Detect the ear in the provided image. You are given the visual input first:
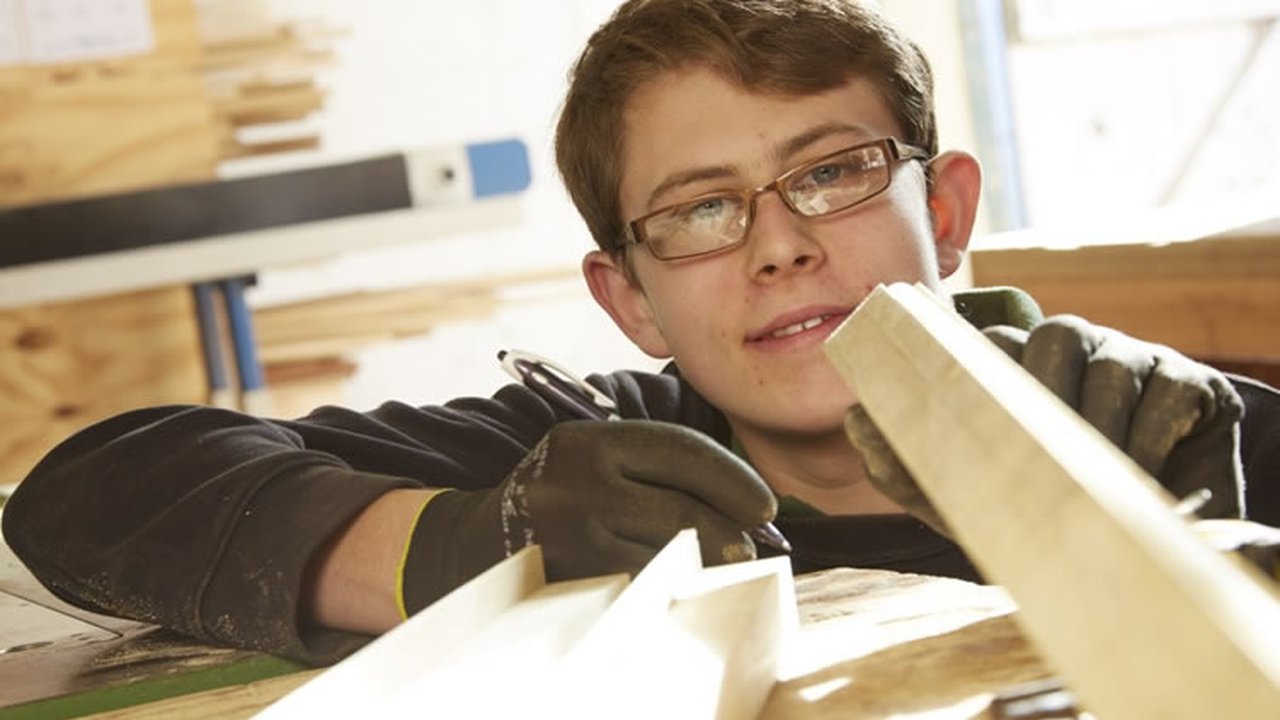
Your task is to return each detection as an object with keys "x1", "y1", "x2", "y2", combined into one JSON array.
[
  {"x1": 581, "y1": 250, "x2": 673, "y2": 359},
  {"x1": 925, "y1": 150, "x2": 982, "y2": 279}
]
